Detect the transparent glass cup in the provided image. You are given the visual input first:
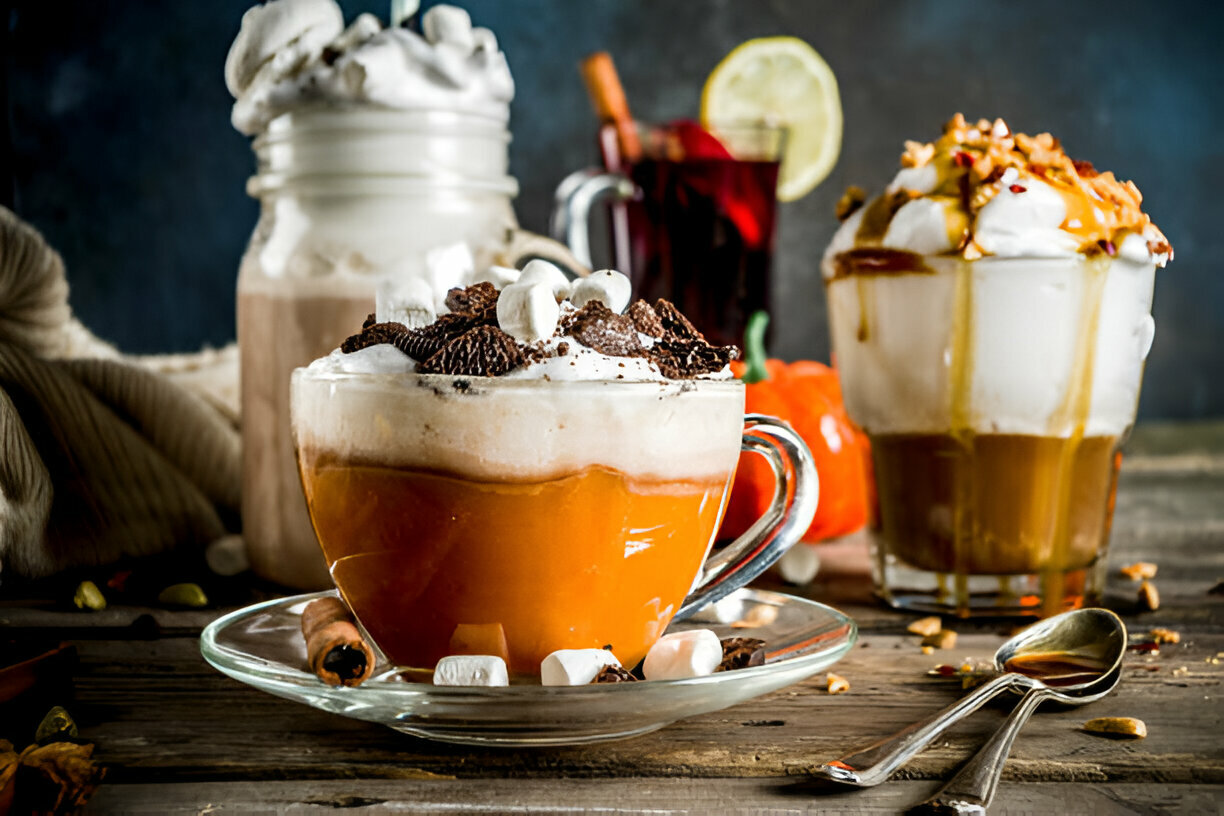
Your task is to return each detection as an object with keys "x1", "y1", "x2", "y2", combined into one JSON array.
[
  {"x1": 290, "y1": 369, "x2": 818, "y2": 675},
  {"x1": 824, "y1": 248, "x2": 1157, "y2": 617},
  {"x1": 552, "y1": 122, "x2": 784, "y2": 348}
]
